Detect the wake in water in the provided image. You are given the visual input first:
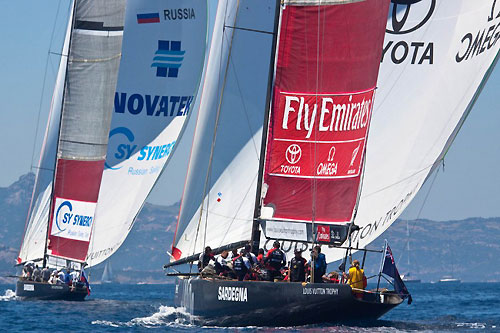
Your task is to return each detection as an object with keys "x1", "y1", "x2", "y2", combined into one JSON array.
[
  {"x1": 92, "y1": 305, "x2": 196, "y2": 329},
  {"x1": 0, "y1": 289, "x2": 16, "y2": 301}
]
